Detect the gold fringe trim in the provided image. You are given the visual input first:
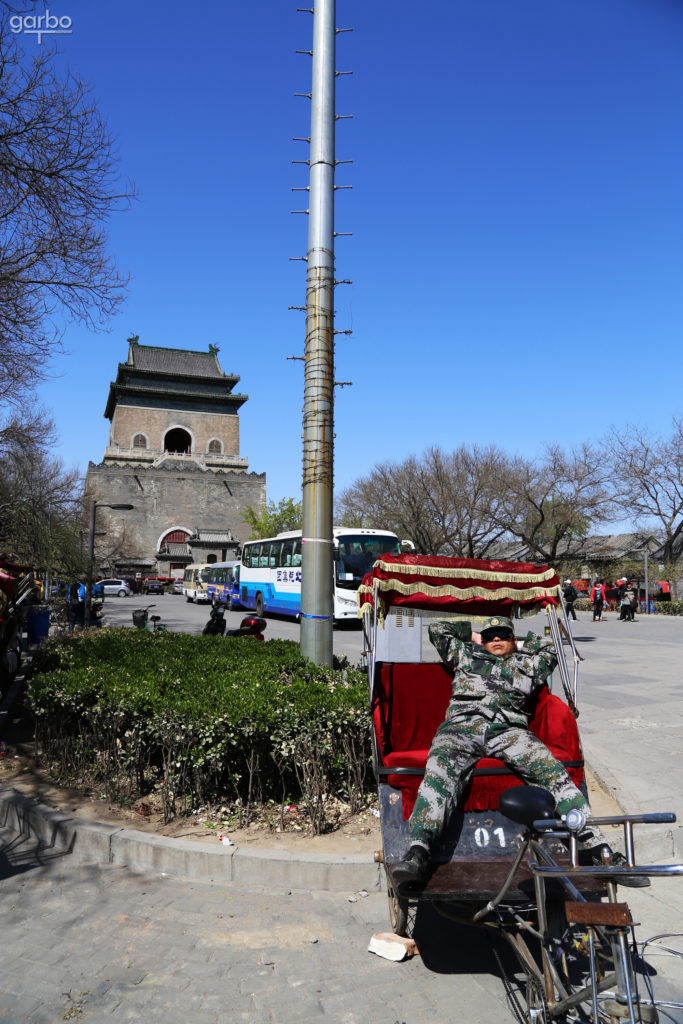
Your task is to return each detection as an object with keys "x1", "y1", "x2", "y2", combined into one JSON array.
[
  {"x1": 371, "y1": 559, "x2": 557, "y2": 586},
  {"x1": 357, "y1": 578, "x2": 560, "y2": 604},
  {"x1": 356, "y1": 576, "x2": 559, "y2": 627}
]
